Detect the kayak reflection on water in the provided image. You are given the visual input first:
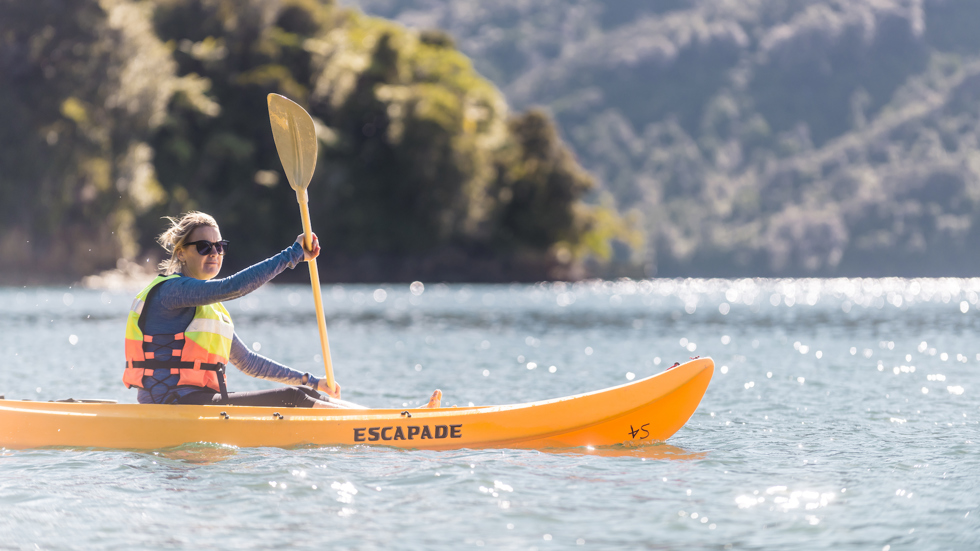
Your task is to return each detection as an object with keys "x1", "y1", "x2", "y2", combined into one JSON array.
[
  {"x1": 551, "y1": 442, "x2": 707, "y2": 460},
  {"x1": 148, "y1": 441, "x2": 703, "y2": 466},
  {"x1": 154, "y1": 443, "x2": 239, "y2": 465}
]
